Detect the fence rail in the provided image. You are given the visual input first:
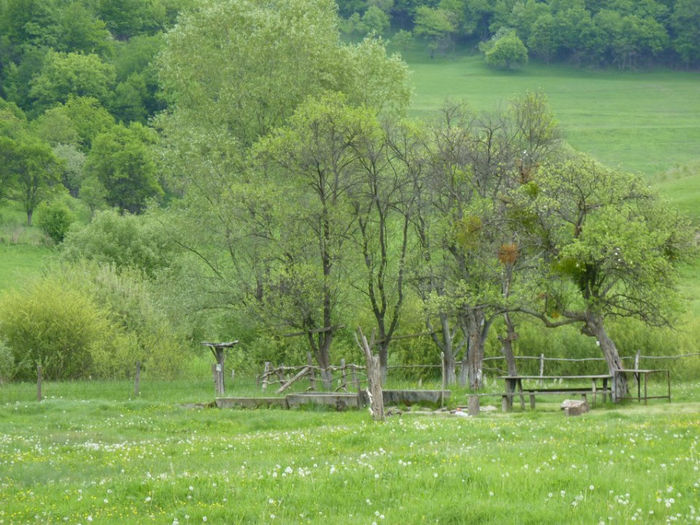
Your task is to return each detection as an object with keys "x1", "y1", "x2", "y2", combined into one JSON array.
[{"x1": 254, "y1": 352, "x2": 699, "y2": 394}]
